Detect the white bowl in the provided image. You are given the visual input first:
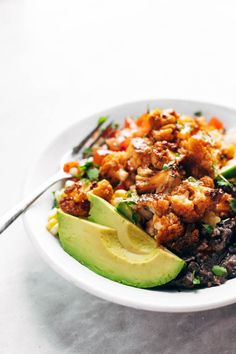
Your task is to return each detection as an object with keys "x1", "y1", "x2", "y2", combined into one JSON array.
[{"x1": 23, "y1": 99, "x2": 236, "y2": 312}]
